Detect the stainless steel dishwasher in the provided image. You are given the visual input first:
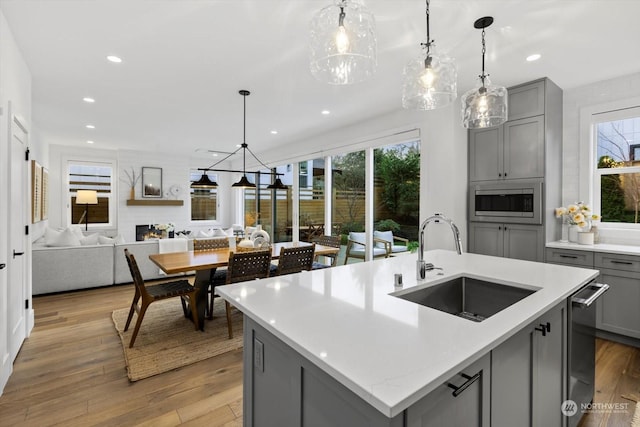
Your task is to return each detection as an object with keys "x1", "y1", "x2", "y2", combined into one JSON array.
[{"x1": 567, "y1": 281, "x2": 609, "y2": 427}]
